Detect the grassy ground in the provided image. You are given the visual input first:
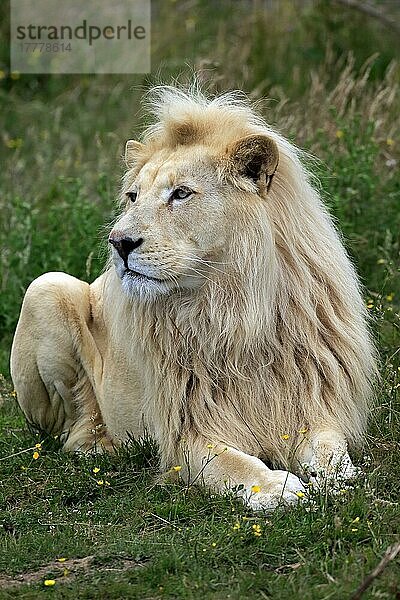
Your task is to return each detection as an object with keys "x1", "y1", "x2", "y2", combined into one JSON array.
[
  {"x1": 0, "y1": 1, "x2": 399, "y2": 598},
  {"x1": 0, "y1": 396, "x2": 399, "y2": 600}
]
